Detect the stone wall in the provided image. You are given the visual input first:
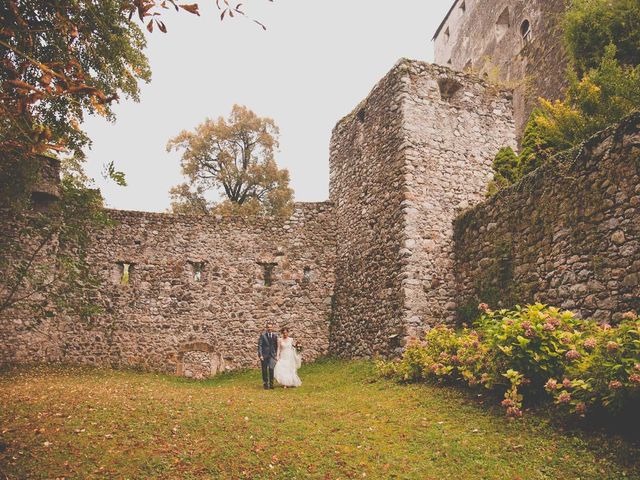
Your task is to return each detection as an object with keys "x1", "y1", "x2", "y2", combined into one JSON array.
[
  {"x1": 433, "y1": 0, "x2": 568, "y2": 139},
  {"x1": 0, "y1": 203, "x2": 335, "y2": 375},
  {"x1": 401, "y1": 62, "x2": 515, "y2": 334},
  {"x1": 330, "y1": 59, "x2": 515, "y2": 356},
  {"x1": 454, "y1": 113, "x2": 640, "y2": 323},
  {"x1": 329, "y1": 62, "x2": 408, "y2": 358}
]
